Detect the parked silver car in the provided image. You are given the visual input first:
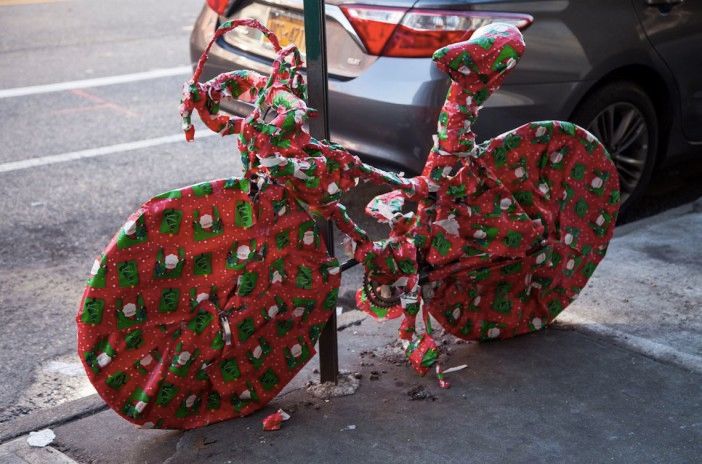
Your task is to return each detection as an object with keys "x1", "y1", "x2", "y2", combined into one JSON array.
[{"x1": 190, "y1": 0, "x2": 702, "y2": 213}]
